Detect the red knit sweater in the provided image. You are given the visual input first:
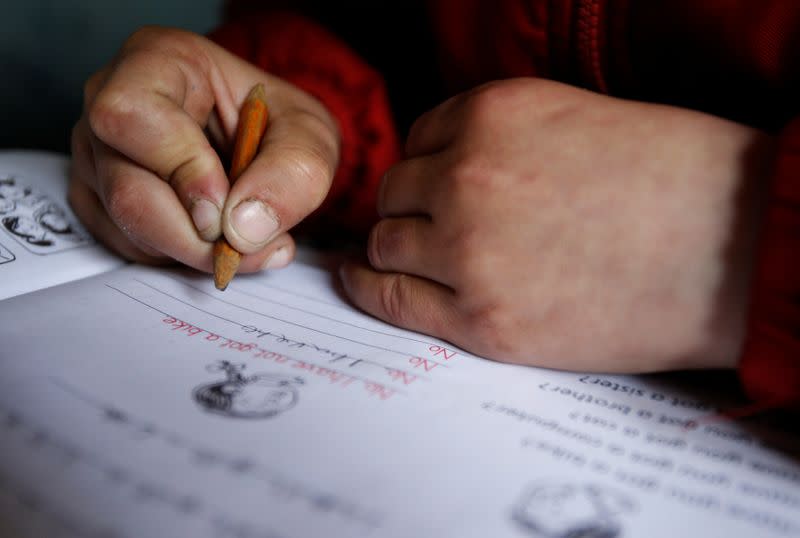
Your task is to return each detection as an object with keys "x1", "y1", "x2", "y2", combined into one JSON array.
[{"x1": 210, "y1": 0, "x2": 800, "y2": 409}]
